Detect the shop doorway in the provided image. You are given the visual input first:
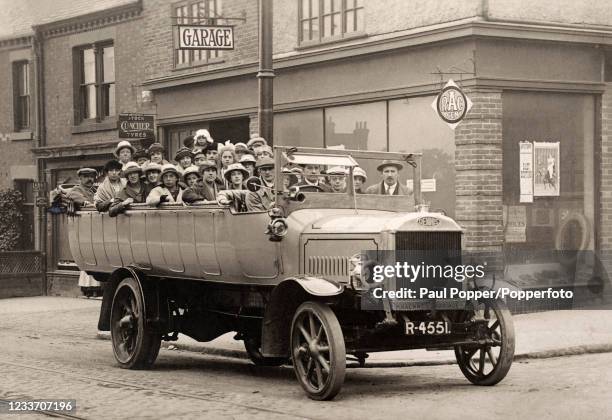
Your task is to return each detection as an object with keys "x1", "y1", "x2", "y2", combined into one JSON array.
[{"x1": 165, "y1": 117, "x2": 250, "y2": 160}]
